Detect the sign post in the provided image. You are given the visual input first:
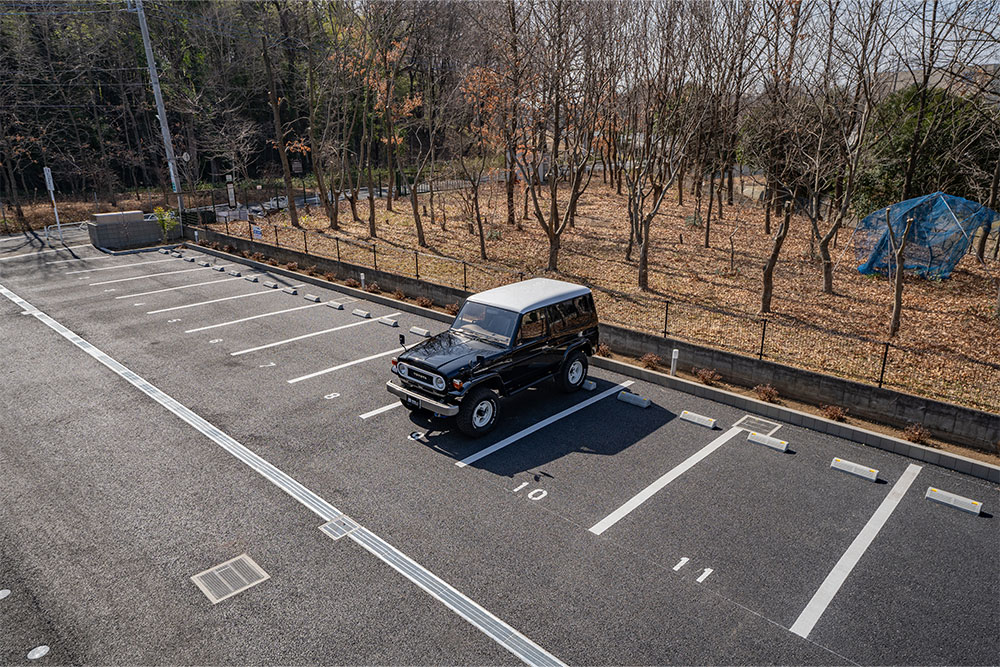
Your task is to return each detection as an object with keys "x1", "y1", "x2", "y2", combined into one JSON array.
[
  {"x1": 226, "y1": 174, "x2": 237, "y2": 209},
  {"x1": 291, "y1": 159, "x2": 305, "y2": 206},
  {"x1": 43, "y1": 167, "x2": 62, "y2": 243}
]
